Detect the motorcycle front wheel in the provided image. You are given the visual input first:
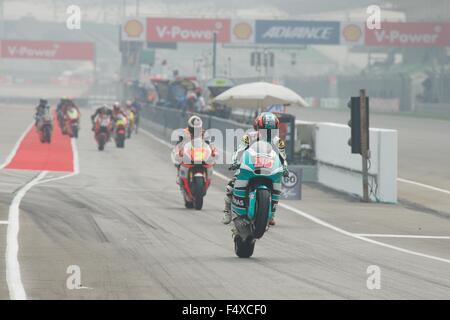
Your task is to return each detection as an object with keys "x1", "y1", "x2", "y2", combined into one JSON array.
[
  {"x1": 192, "y1": 177, "x2": 204, "y2": 210},
  {"x1": 253, "y1": 189, "x2": 271, "y2": 239}
]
